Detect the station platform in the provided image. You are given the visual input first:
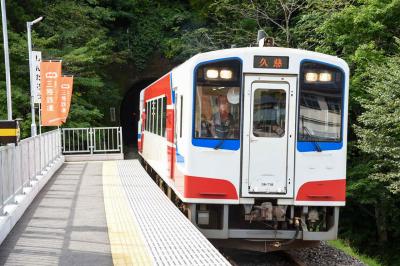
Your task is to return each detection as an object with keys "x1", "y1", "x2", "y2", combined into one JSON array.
[{"x1": 0, "y1": 160, "x2": 230, "y2": 265}]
